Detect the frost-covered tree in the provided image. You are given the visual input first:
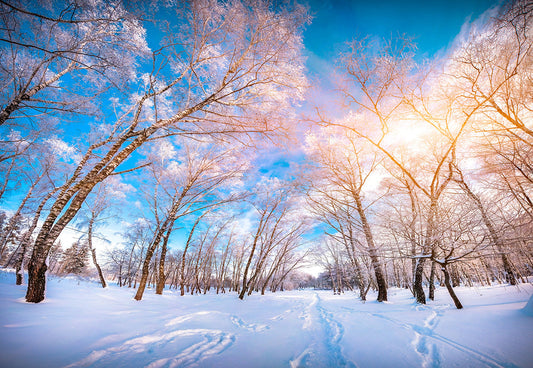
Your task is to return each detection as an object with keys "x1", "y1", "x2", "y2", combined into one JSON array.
[
  {"x1": 20, "y1": 0, "x2": 309, "y2": 303},
  {"x1": 238, "y1": 179, "x2": 308, "y2": 300},
  {"x1": 133, "y1": 141, "x2": 247, "y2": 301},
  {"x1": 60, "y1": 241, "x2": 90, "y2": 275},
  {"x1": 305, "y1": 130, "x2": 388, "y2": 302}
]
